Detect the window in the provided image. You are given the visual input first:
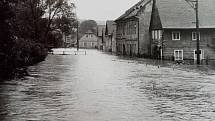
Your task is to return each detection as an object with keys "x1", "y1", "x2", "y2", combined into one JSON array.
[
  {"x1": 172, "y1": 32, "x2": 180, "y2": 40},
  {"x1": 192, "y1": 32, "x2": 200, "y2": 41},
  {"x1": 152, "y1": 30, "x2": 162, "y2": 40},
  {"x1": 174, "y1": 50, "x2": 183, "y2": 60},
  {"x1": 84, "y1": 42, "x2": 87, "y2": 47}
]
